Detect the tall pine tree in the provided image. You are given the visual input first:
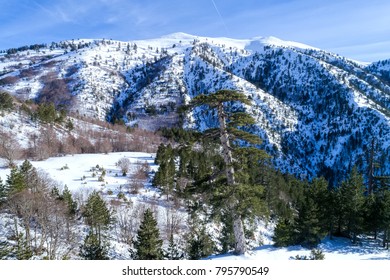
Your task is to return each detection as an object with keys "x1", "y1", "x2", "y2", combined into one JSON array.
[{"x1": 184, "y1": 89, "x2": 268, "y2": 255}]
